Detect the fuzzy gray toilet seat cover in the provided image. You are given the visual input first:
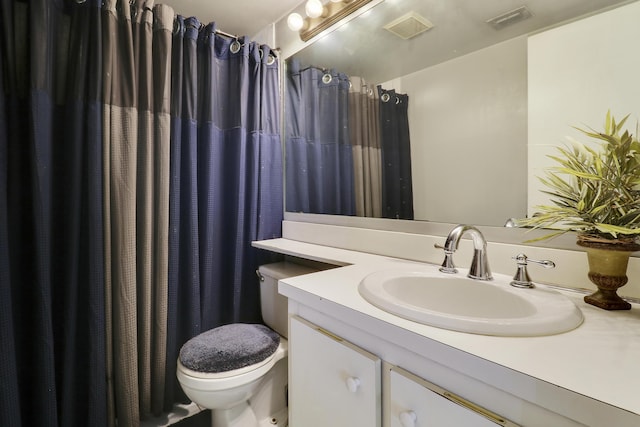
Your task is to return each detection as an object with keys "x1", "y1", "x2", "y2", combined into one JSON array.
[{"x1": 179, "y1": 324, "x2": 280, "y2": 373}]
